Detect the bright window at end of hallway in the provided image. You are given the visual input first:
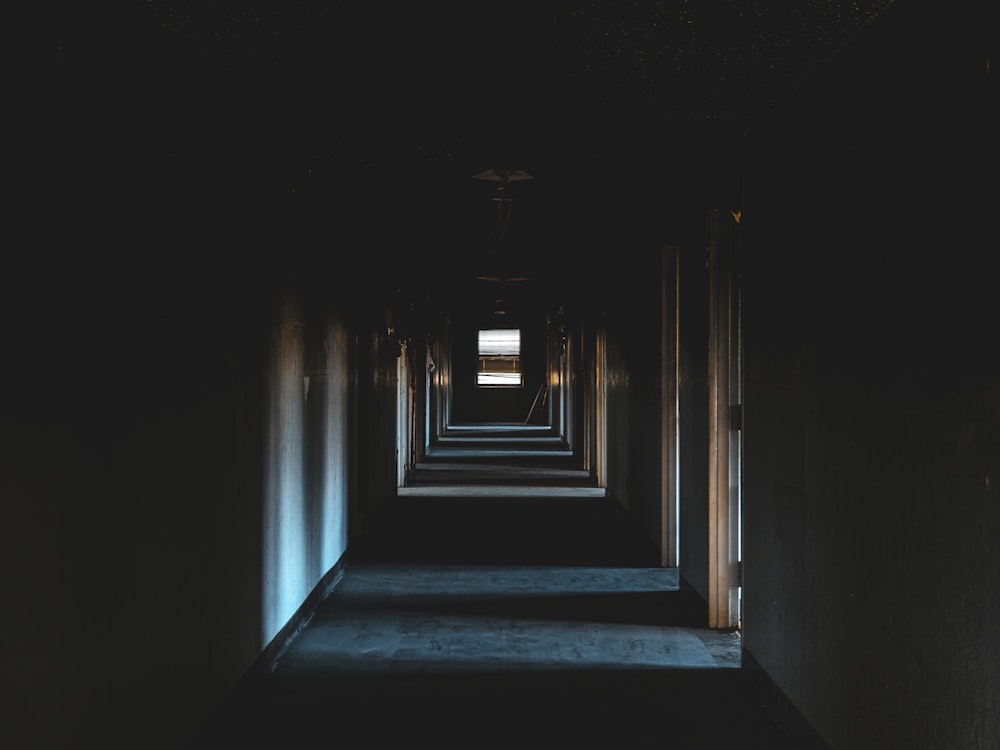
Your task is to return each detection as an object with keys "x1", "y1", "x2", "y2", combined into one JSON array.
[{"x1": 477, "y1": 328, "x2": 522, "y2": 387}]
